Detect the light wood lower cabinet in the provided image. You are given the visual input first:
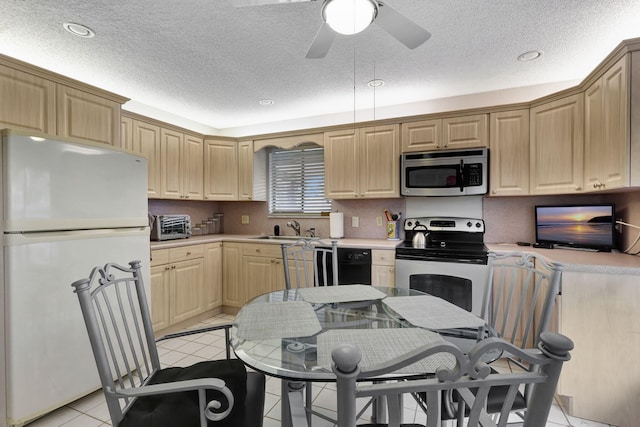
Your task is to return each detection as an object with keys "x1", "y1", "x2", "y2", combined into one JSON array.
[
  {"x1": 557, "y1": 271, "x2": 640, "y2": 427},
  {"x1": 243, "y1": 243, "x2": 286, "y2": 303},
  {"x1": 150, "y1": 245, "x2": 206, "y2": 332},
  {"x1": 222, "y1": 242, "x2": 244, "y2": 308},
  {"x1": 371, "y1": 250, "x2": 395, "y2": 286},
  {"x1": 204, "y1": 242, "x2": 223, "y2": 310}
]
